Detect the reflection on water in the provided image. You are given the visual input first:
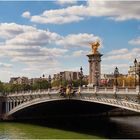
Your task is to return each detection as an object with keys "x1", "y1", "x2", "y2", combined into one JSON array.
[
  {"x1": 110, "y1": 116, "x2": 140, "y2": 138},
  {"x1": 0, "y1": 116, "x2": 140, "y2": 139}
]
